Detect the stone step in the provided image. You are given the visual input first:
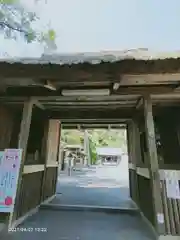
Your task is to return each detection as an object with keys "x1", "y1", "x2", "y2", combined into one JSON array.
[{"x1": 40, "y1": 203, "x2": 139, "y2": 215}]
